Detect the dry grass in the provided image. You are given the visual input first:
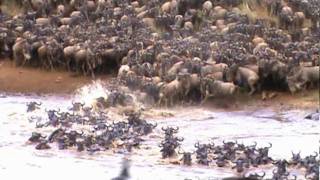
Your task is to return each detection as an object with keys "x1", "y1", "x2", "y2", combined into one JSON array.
[
  {"x1": 1, "y1": 0, "x2": 23, "y2": 16},
  {"x1": 238, "y1": 0, "x2": 312, "y2": 29},
  {"x1": 238, "y1": 0, "x2": 279, "y2": 26}
]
